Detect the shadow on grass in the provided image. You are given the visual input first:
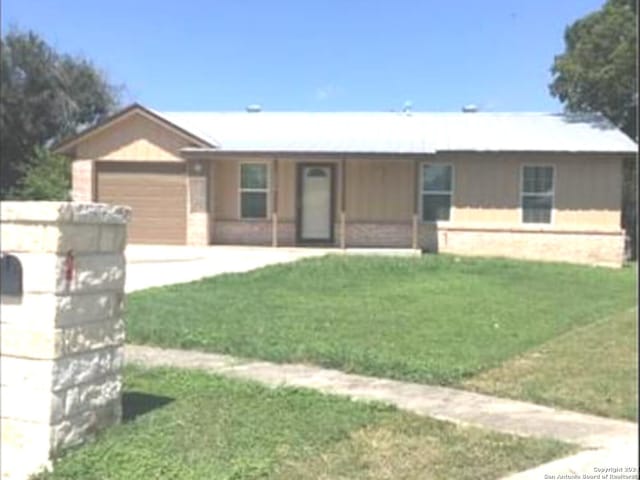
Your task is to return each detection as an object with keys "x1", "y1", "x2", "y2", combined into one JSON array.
[{"x1": 122, "y1": 391, "x2": 174, "y2": 423}]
